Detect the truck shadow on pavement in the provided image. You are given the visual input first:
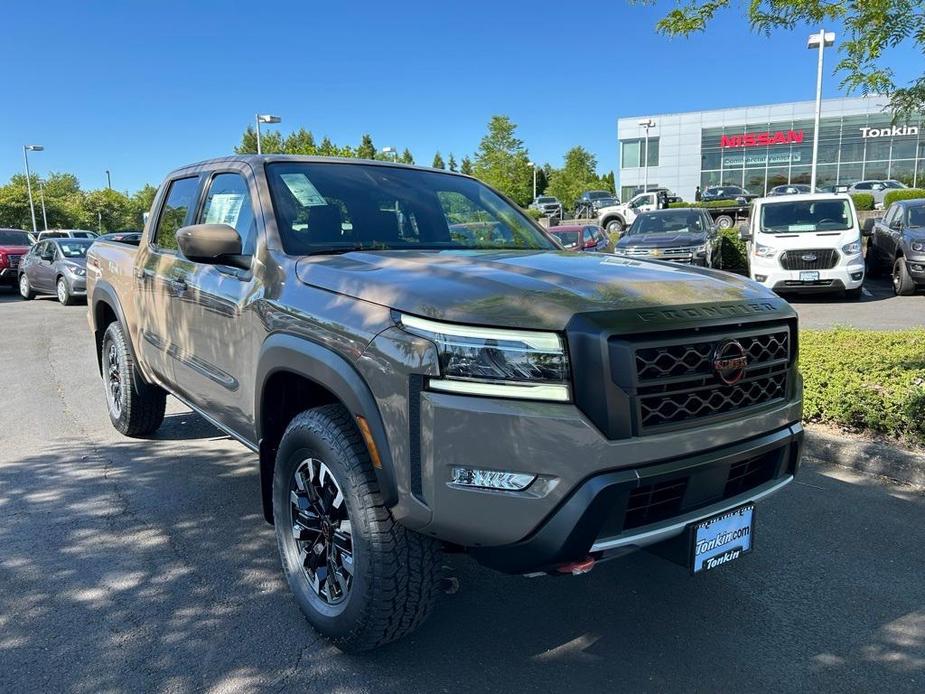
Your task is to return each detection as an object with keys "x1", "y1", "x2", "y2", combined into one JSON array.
[{"x1": 0, "y1": 429, "x2": 922, "y2": 693}]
